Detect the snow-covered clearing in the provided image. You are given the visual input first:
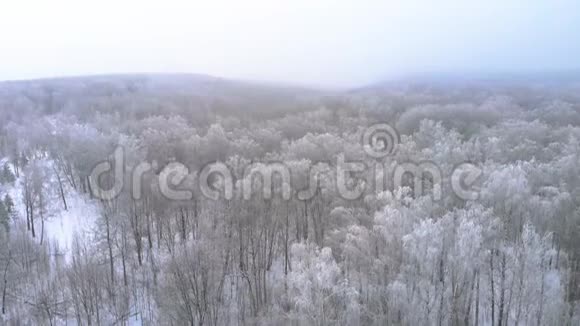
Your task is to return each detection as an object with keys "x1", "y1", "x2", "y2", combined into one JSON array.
[{"x1": 4, "y1": 159, "x2": 99, "y2": 262}]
